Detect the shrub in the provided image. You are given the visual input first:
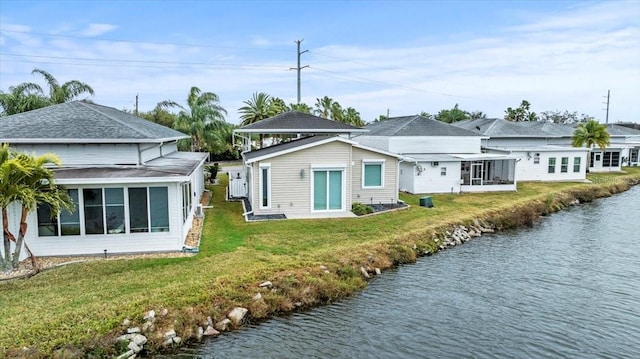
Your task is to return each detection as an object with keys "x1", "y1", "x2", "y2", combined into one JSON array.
[{"x1": 351, "y1": 202, "x2": 374, "y2": 216}]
